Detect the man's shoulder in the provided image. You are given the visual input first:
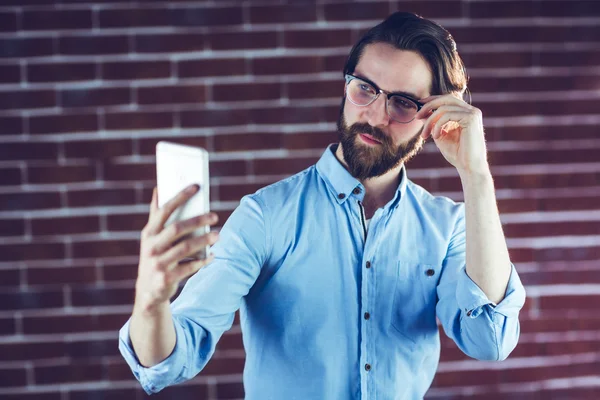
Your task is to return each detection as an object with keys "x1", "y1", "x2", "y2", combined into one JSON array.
[
  {"x1": 249, "y1": 164, "x2": 317, "y2": 204},
  {"x1": 406, "y1": 178, "x2": 464, "y2": 214}
]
